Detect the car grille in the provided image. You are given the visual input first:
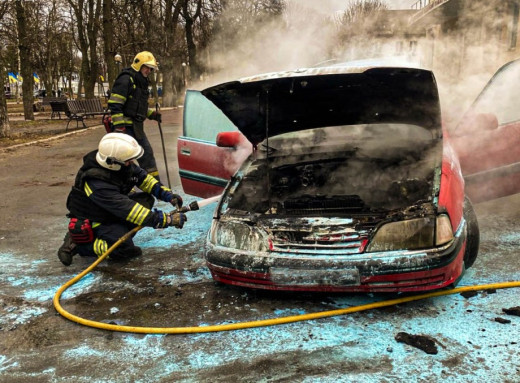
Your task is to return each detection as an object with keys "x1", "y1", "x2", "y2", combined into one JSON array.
[
  {"x1": 283, "y1": 195, "x2": 366, "y2": 215},
  {"x1": 269, "y1": 229, "x2": 368, "y2": 255}
]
